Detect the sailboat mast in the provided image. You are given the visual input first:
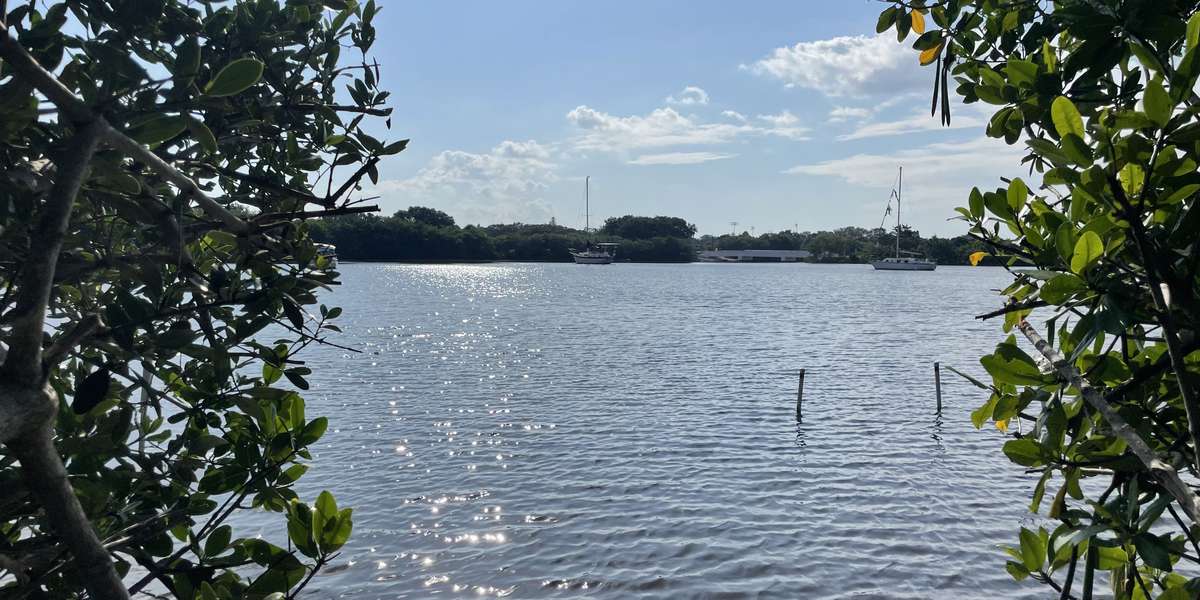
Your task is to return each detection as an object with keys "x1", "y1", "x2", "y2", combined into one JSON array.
[
  {"x1": 585, "y1": 175, "x2": 590, "y2": 233},
  {"x1": 895, "y1": 166, "x2": 902, "y2": 259}
]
